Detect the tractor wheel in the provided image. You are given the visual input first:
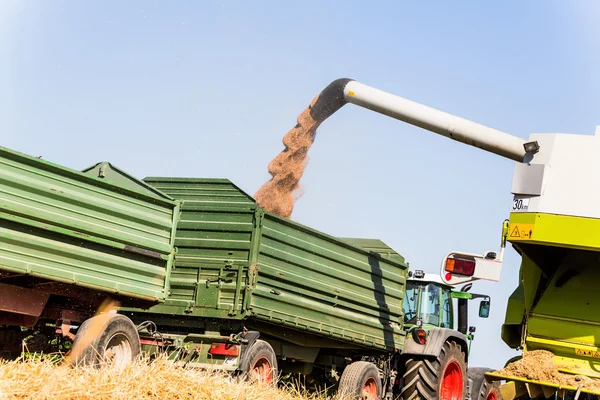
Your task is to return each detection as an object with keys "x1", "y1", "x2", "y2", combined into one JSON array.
[
  {"x1": 467, "y1": 368, "x2": 495, "y2": 400},
  {"x1": 338, "y1": 361, "x2": 382, "y2": 400},
  {"x1": 69, "y1": 313, "x2": 140, "y2": 368},
  {"x1": 239, "y1": 339, "x2": 278, "y2": 385},
  {"x1": 400, "y1": 341, "x2": 467, "y2": 400}
]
